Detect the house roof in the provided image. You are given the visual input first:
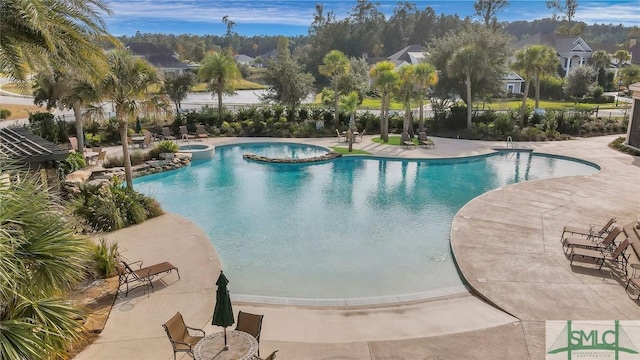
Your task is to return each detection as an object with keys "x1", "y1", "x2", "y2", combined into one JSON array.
[
  {"x1": 388, "y1": 45, "x2": 427, "y2": 65},
  {"x1": 127, "y1": 42, "x2": 188, "y2": 70},
  {"x1": 512, "y1": 33, "x2": 593, "y2": 53},
  {"x1": 0, "y1": 127, "x2": 70, "y2": 165},
  {"x1": 234, "y1": 54, "x2": 255, "y2": 63}
]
